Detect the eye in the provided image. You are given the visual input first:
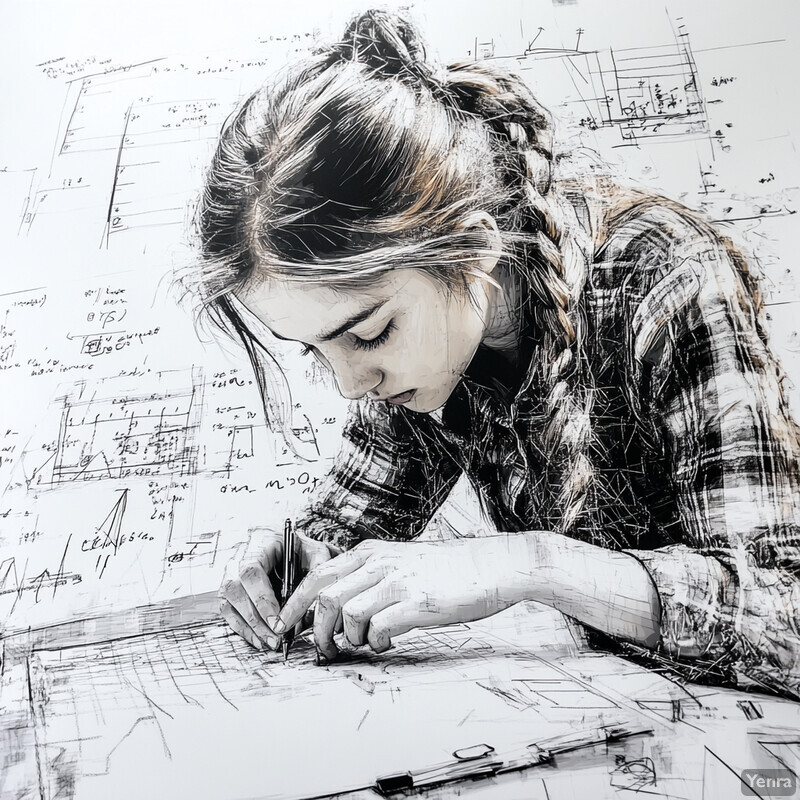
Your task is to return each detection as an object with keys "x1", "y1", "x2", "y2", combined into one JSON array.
[
  {"x1": 300, "y1": 344, "x2": 314, "y2": 357},
  {"x1": 352, "y1": 319, "x2": 396, "y2": 352}
]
